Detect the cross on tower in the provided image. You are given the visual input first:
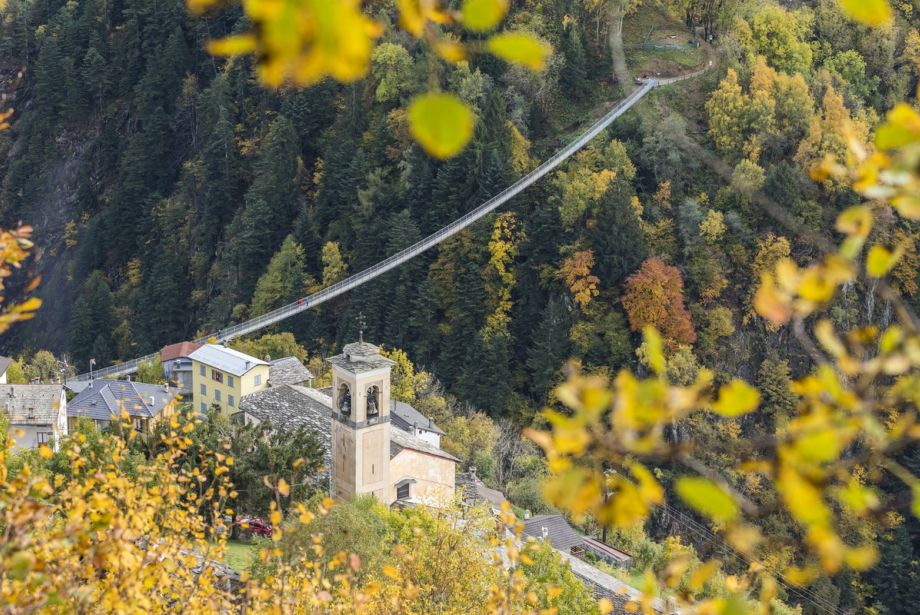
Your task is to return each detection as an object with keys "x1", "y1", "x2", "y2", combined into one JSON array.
[{"x1": 357, "y1": 311, "x2": 366, "y2": 343}]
